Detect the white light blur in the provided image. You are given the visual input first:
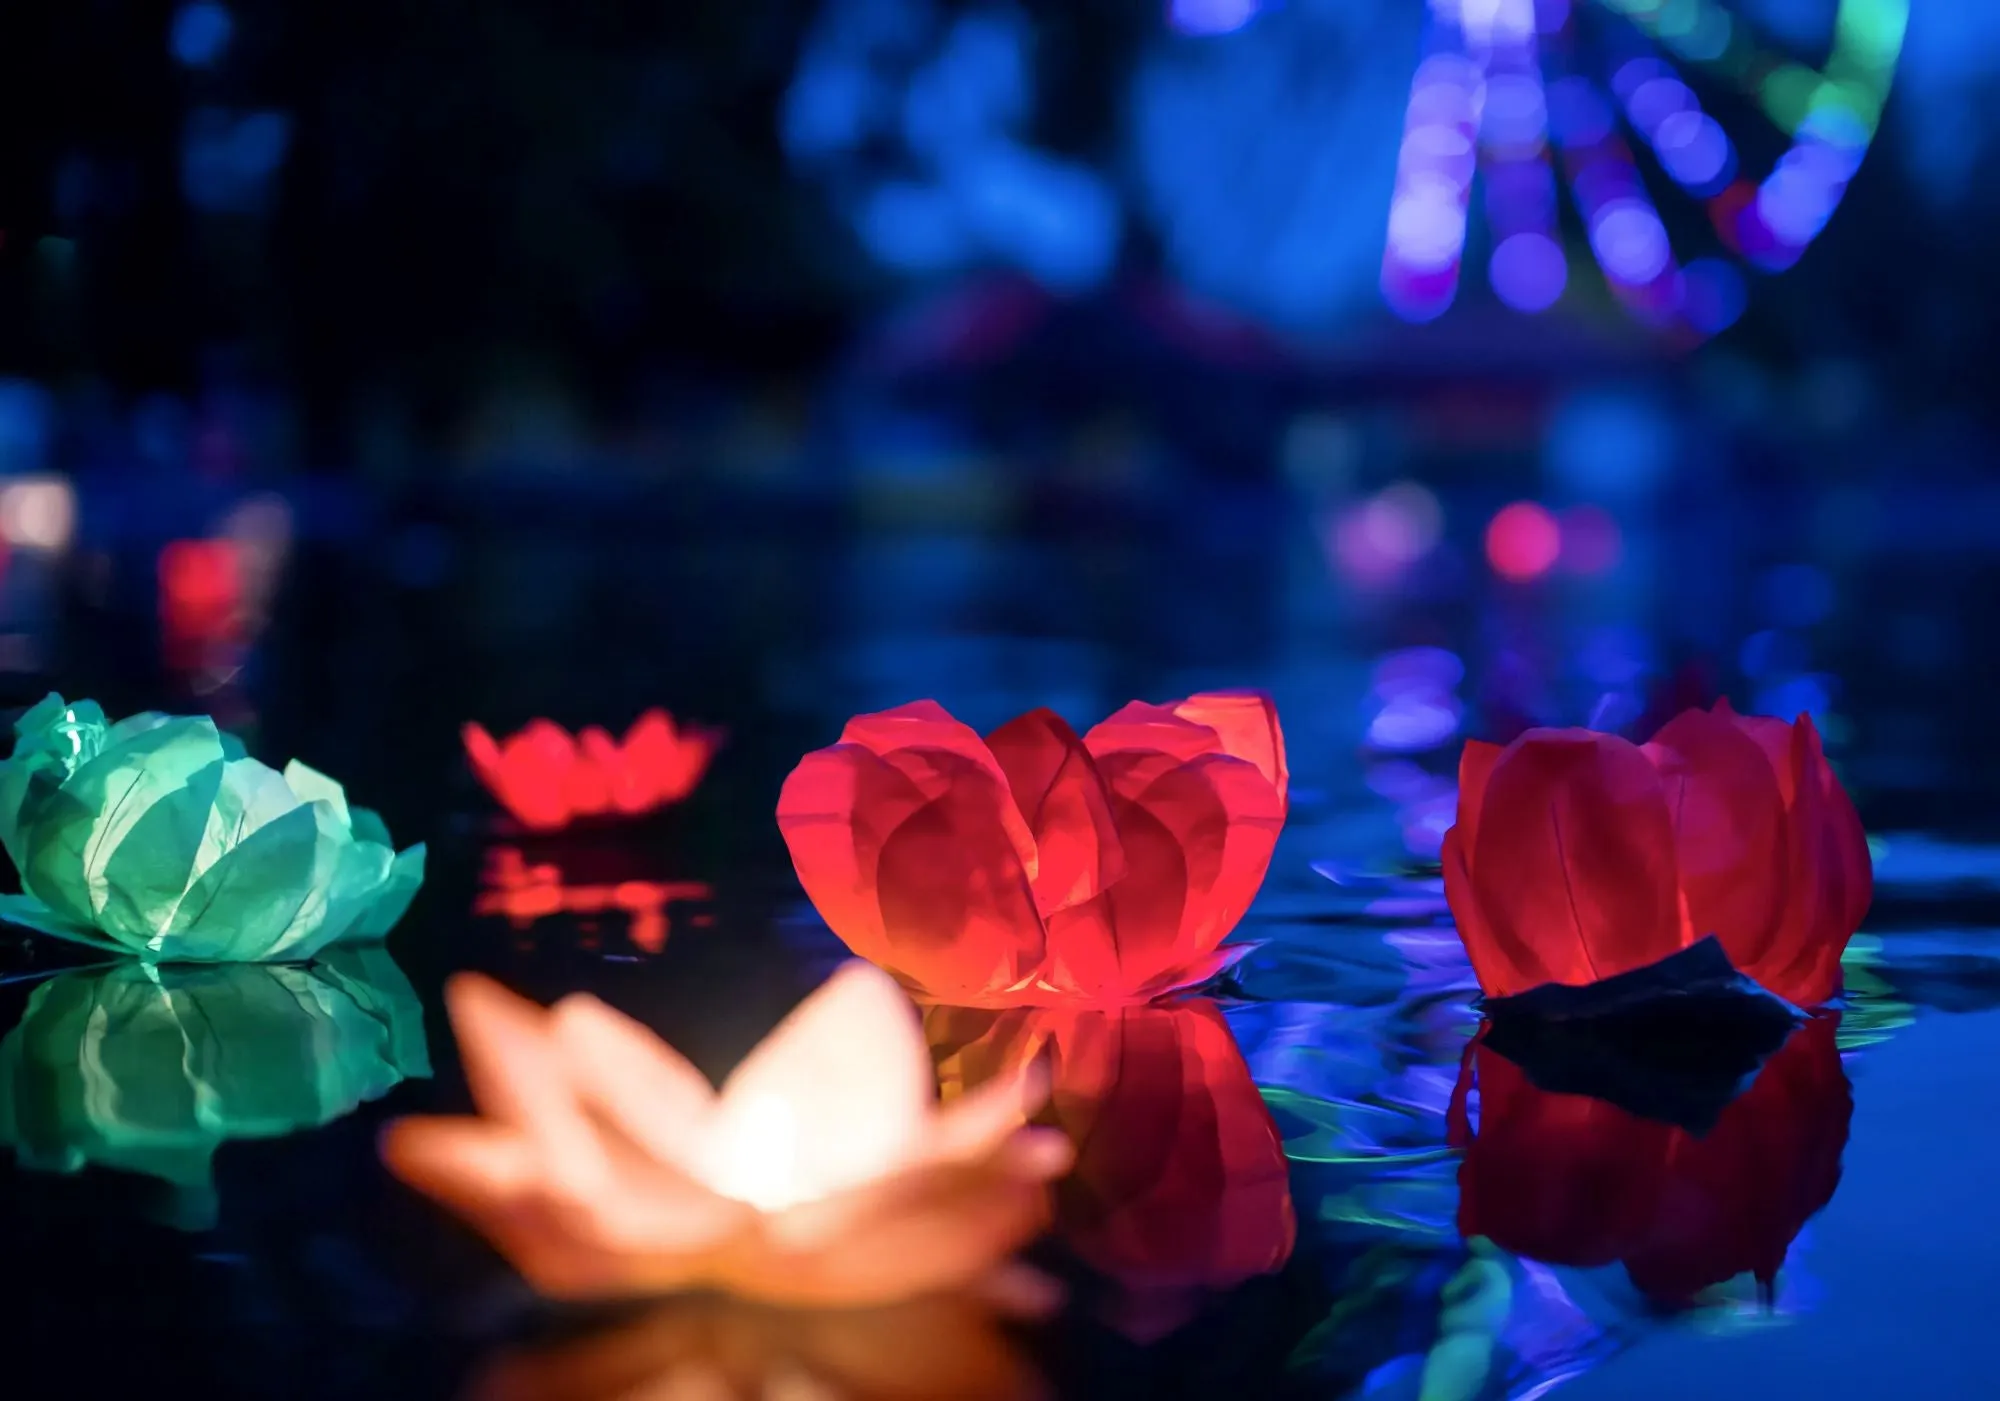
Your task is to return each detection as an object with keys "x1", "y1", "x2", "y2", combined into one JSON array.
[
  {"x1": 710, "y1": 1092, "x2": 802, "y2": 1212},
  {"x1": 0, "y1": 476, "x2": 78, "y2": 552}
]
